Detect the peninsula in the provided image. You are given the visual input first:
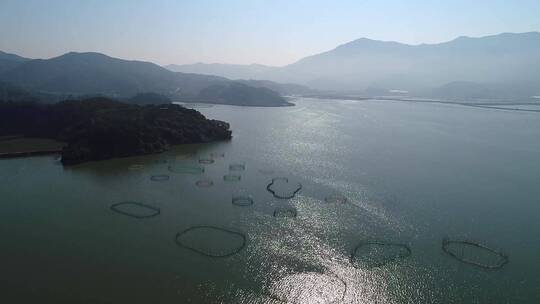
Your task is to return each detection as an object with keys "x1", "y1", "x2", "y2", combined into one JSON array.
[{"x1": 0, "y1": 97, "x2": 232, "y2": 165}]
